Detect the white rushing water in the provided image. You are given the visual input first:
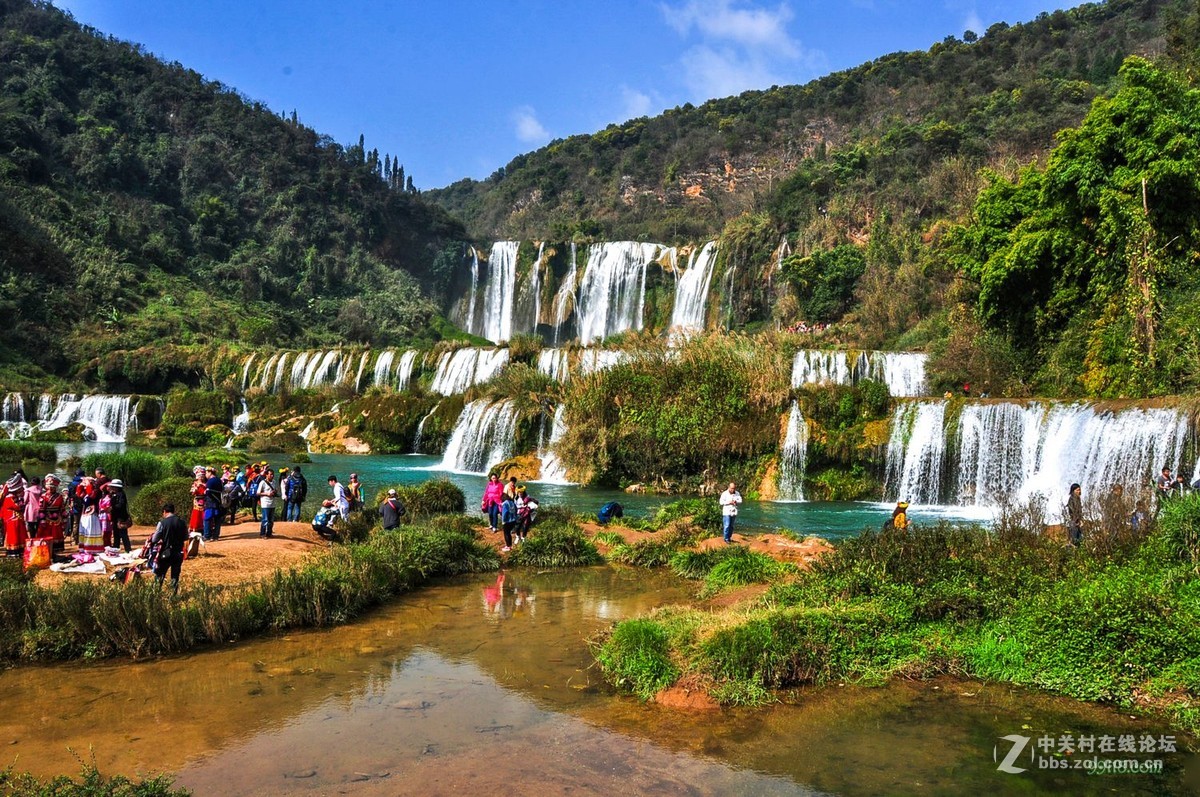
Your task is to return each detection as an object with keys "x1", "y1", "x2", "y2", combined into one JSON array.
[
  {"x1": 536, "y1": 349, "x2": 571, "y2": 383},
  {"x1": 885, "y1": 399, "x2": 1192, "y2": 518},
  {"x1": 439, "y1": 399, "x2": 520, "y2": 474},
  {"x1": 883, "y1": 400, "x2": 948, "y2": 505},
  {"x1": 464, "y1": 247, "x2": 480, "y2": 337},
  {"x1": 477, "y1": 241, "x2": 520, "y2": 343},
  {"x1": 535, "y1": 404, "x2": 573, "y2": 484},
  {"x1": 575, "y1": 242, "x2": 670, "y2": 345},
  {"x1": 577, "y1": 349, "x2": 626, "y2": 375},
  {"x1": 670, "y1": 241, "x2": 719, "y2": 333},
  {"x1": 231, "y1": 399, "x2": 251, "y2": 435},
  {"x1": 791, "y1": 350, "x2": 928, "y2": 397},
  {"x1": 429, "y1": 348, "x2": 510, "y2": 396},
  {"x1": 40, "y1": 395, "x2": 139, "y2": 443},
  {"x1": 776, "y1": 401, "x2": 808, "y2": 501},
  {"x1": 551, "y1": 243, "x2": 578, "y2": 346}
]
